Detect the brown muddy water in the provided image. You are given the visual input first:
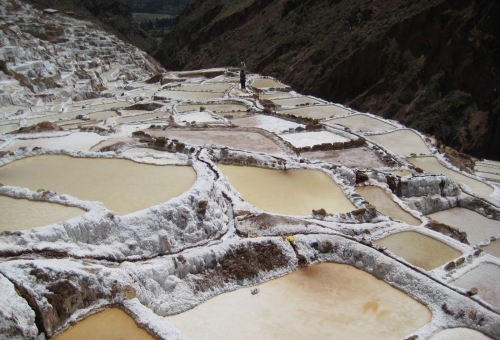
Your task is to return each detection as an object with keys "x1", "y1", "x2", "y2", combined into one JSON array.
[
  {"x1": 428, "y1": 208, "x2": 500, "y2": 245},
  {"x1": 356, "y1": 186, "x2": 421, "y2": 226},
  {"x1": 408, "y1": 157, "x2": 494, "y2": 200},
  {"x1": 0, "y1": 195, "x2": 85, "y2": 231},
  {"x1": 167, "y1": 263, "x2": 431, "y2": 340},
  {"x1": 328, "y1": 114, "x2": 396, "y2": 132},
  {"x1": 0, "y1": 155, "x2": 196, "y2": 215},
  {"x1": 218, "y1": 165, "x2": 355, "y2": 216},
  {"x1": 451, "y1": 263, "x2": 500, "y2": 311},
  {"x1": 368, "y1": 130, "x2": 431, "y2": 155},
  {"x1": 53, "y1": 308, "x2": 155, "y2": 340},
  {"x1": 374, "y1": 231, "x2": 462, "y2": 271}
]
